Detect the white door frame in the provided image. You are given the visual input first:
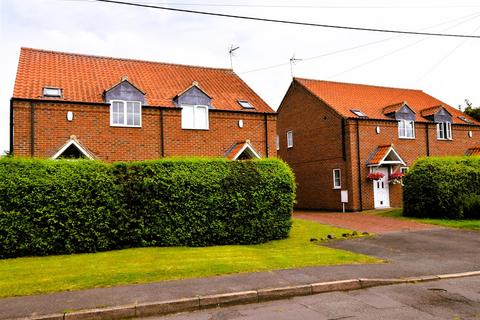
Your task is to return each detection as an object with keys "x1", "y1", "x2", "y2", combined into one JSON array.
[{"x1": 373, "y1": 167, "x2": 390, "y2": 208}]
